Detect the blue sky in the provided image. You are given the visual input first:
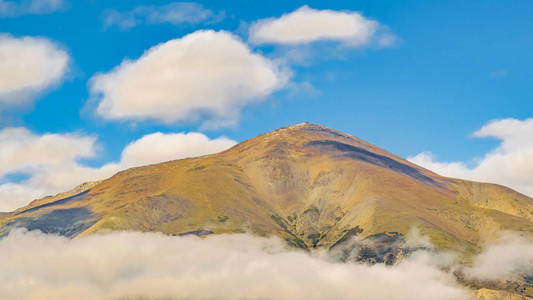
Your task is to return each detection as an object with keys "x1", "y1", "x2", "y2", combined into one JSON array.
[{"x1": 1, "y1": 0, "x2": 532, "y2": 209}]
